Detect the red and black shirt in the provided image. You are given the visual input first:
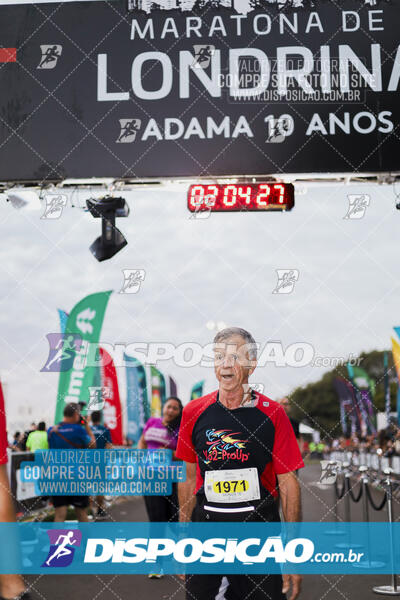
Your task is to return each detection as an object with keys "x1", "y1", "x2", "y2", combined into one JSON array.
[
  {"x1": 0, "y1": 382, "x2": 8, "y2": 465},
  {"x1": 176, "y1": 390, "x2": 303, "y2": 506}
]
